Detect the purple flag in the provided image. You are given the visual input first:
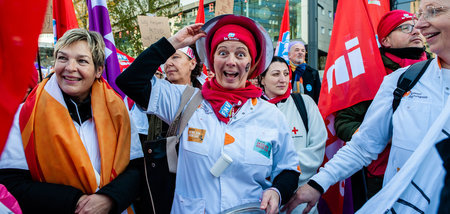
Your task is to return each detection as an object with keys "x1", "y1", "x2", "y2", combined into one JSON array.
[{"x1": 87, "y1": 0, "x2": 124, "y2": 97}]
